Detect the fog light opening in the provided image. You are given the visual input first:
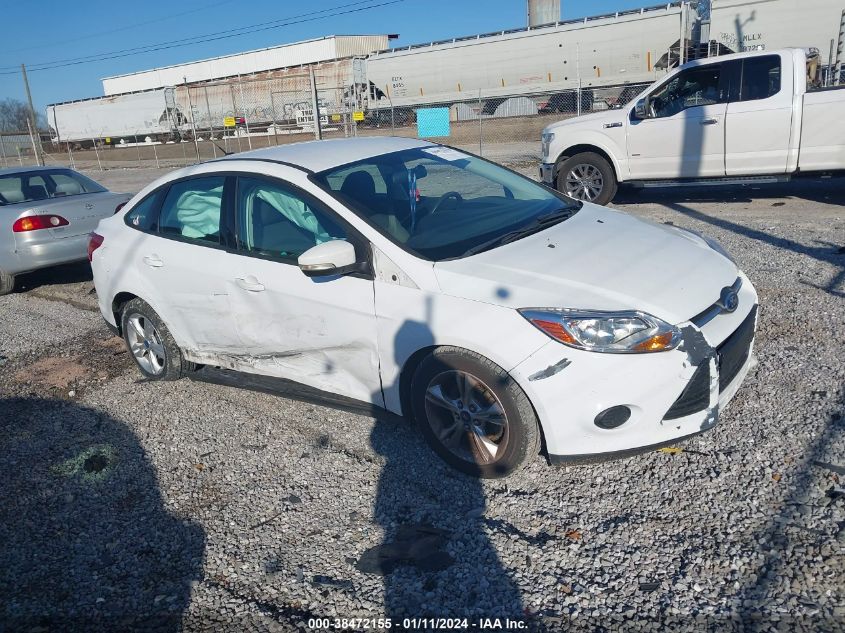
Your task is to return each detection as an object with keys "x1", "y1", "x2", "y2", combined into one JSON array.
[{"x1": 594, "y1": 406, "x2": 631, "y2": 430}]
